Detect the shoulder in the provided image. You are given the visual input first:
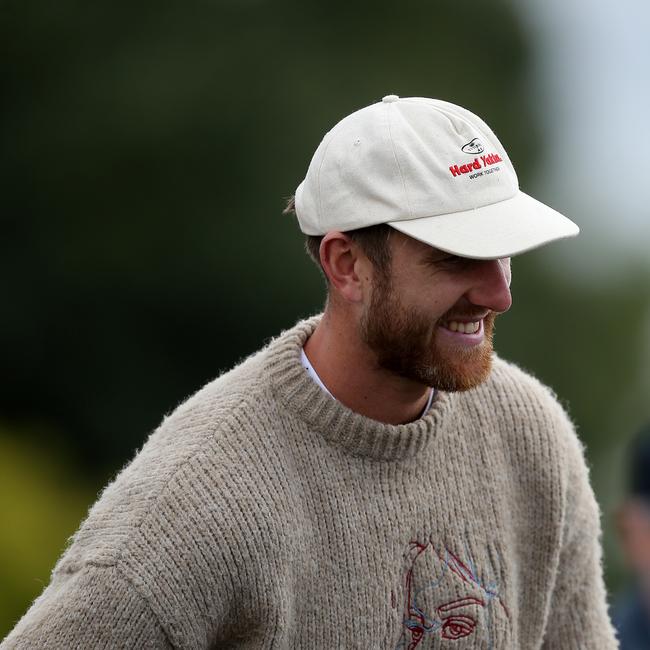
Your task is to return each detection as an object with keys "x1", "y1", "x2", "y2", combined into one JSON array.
[
  {"x1": 47, "y1": 331, "x2": 302, "y2": 645},
  {"x1": 471, "y1": 355, "x2": 588, "y2": 479},
  {"x1": 466, "y1": 357, "x2": 601, "y2": 547},
  {"x1": 481, "y1": 354, "x2": 576, "y2": 436},
  {"x1": 55, "y1": 333, "x2": 292, "y2": 575}
]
